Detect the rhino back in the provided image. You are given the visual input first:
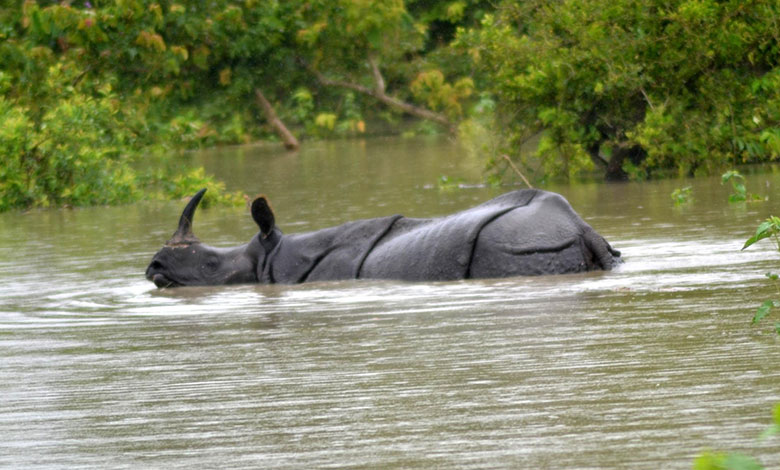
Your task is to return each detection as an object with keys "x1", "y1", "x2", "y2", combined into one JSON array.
[
  {"x1": 261, "y1": 215, "x2": 401, "y2": 283},
  {"x1": 359, "y1": 189, "x2": 540, "y2": 281},
  {"x1": 467, "y1": 191, "x2": 594, "y2": 277}
]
